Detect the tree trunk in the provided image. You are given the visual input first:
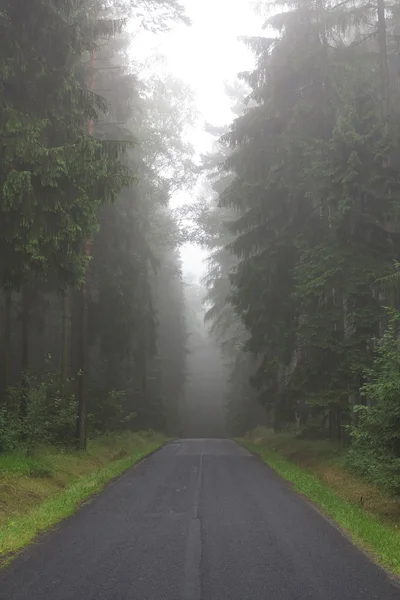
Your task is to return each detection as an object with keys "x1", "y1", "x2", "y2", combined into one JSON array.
[
  {"x1": 76, "y1": 257, "x2": 89, "y2": 451},
  {"x1": 141, "y1": 352, "x2": 147, "y2": 397},
  {"x1": 328, "y1": 407, "x2": 337, "y2": 440},
  {"x1": 75, "y1": 50, "x2": 96, "y2": 451},
  {"x1": 76, "y1": 295, "x2": 87, "y2": 451},
  {"x1": 21, "y1": 290, "x2": 30, "y2": 373},
  {"x1": 20, "y1": 288, "x2": 30, "y2": 417},
  {"x1": 61, "y1": 287, "x2": 71, "y2": 384},
  {"x1": 330, "y1": 287, "x2": 346, "y2": 441},
  {"x1": 3, "y1": 291, "x2": 12, "y2": 397}
]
